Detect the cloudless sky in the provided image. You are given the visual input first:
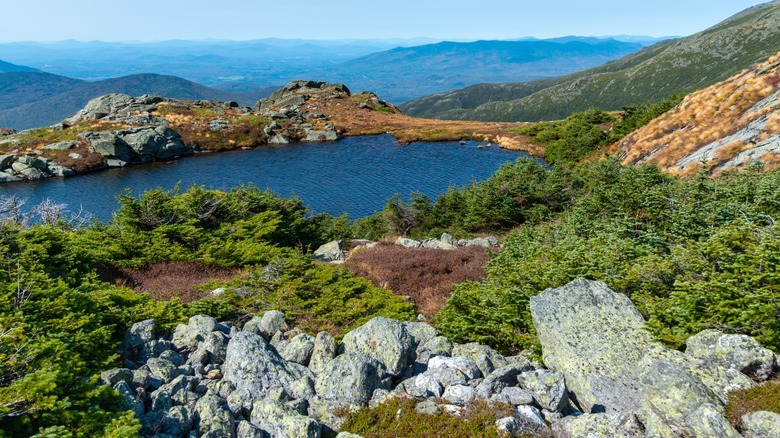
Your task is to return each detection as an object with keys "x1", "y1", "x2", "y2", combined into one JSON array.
[{"x1": 0, "y1": 0, "x2": 770, "y2": 42}]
